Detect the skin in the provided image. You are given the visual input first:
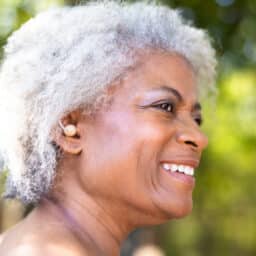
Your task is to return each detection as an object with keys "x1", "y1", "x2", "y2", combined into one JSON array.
[{"x1": 0, "y1": 50, "x2": 208, "y2": 256}]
